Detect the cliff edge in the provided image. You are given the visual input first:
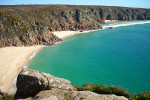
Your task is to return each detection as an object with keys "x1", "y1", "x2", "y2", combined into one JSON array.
[{"x1": 14, "y1": 69, "x2": 128, "y2": 100}]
